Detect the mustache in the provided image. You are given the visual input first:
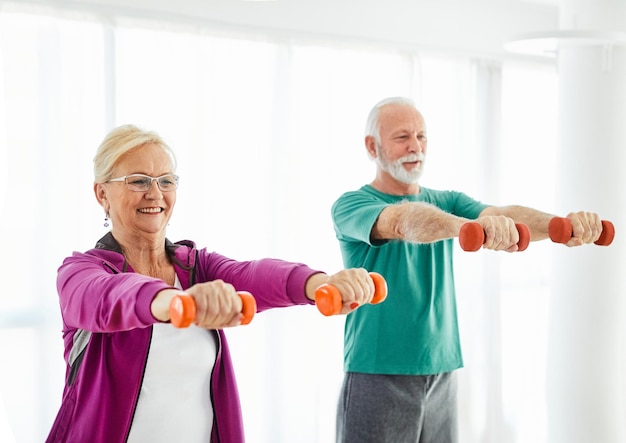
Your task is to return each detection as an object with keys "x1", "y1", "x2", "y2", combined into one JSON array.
[{"x1": 398, "y1": 153, "x2": 425, "y2": 163}]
